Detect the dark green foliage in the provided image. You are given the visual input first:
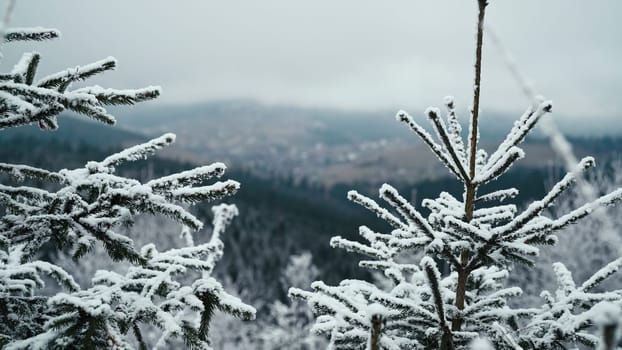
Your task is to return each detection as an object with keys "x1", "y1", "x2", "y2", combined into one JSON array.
[
  {"x1": 0, "y1": 296, "x2": 48, "y2": 347},
  {"x1": 198, "y1": 292, "x2": 219, "y2": 343}
]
